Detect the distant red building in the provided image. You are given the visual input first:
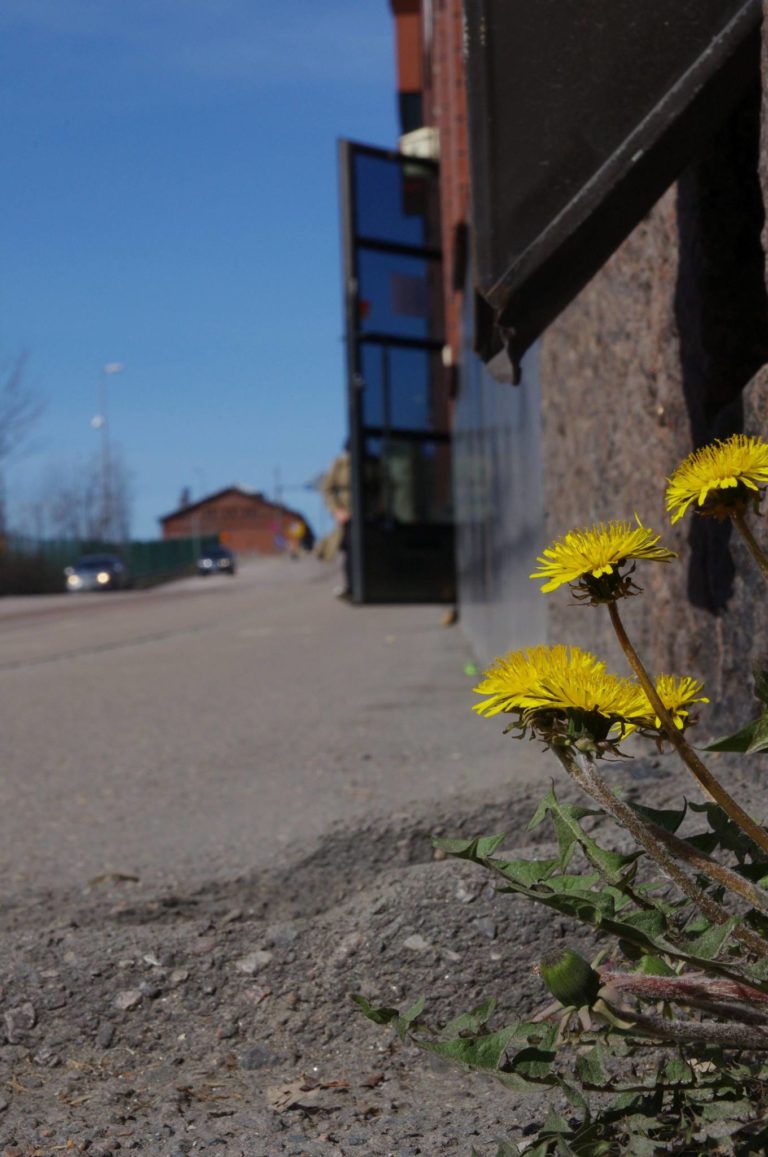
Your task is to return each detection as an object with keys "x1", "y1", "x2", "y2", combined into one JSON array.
[{"x1": 159, "y1": 486, "x2": 310, "y2": 556}]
